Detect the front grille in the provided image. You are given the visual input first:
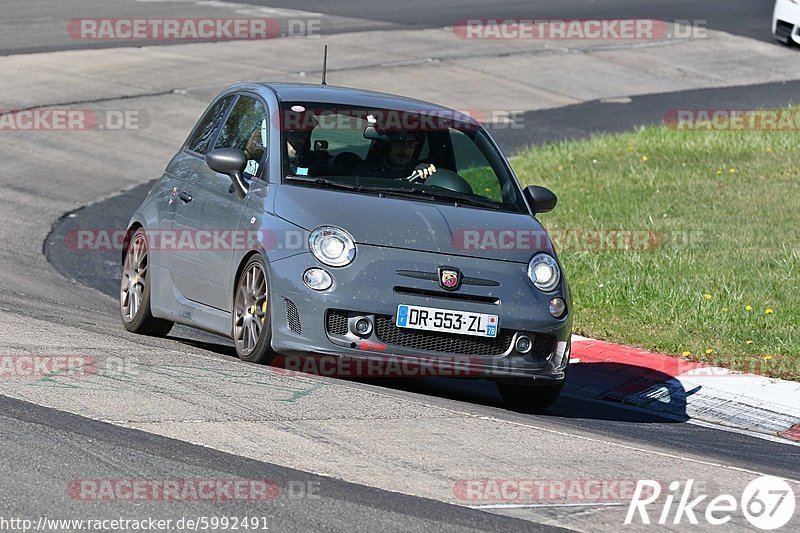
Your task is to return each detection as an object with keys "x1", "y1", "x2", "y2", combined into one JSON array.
[
  {"x1": 326, "y1": 309, "x2": 349, "y2": 336},
  {"x1": 393, "y1": 286, "x2": 500, "y2": 305},
  {"x1": 285, "y1": 299, "x2": 302, "y2": 334},
  {"x1": 374, "y1": 315, "x2": 515, "y2": 356},
  {"x1": 776, "y1": 20, "x2": 794, "y2": 39}
]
